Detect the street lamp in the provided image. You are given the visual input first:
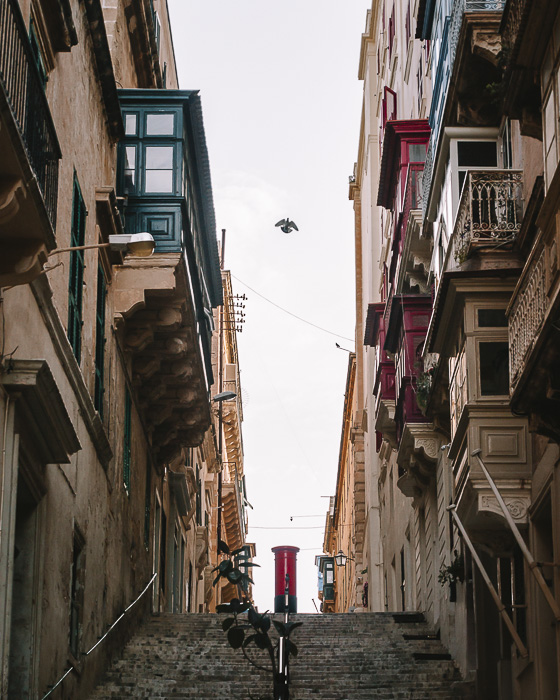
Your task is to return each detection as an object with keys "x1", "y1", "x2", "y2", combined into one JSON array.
[
  {"x1": 213, "y1": 390, "x2": 237, "y2": 551},
  {"x1": 48, "y1": 232, "x2": 156, "y2": 258},
  {"x1": 335, "y1": 550, "x2": 354, "y2": 567}
]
